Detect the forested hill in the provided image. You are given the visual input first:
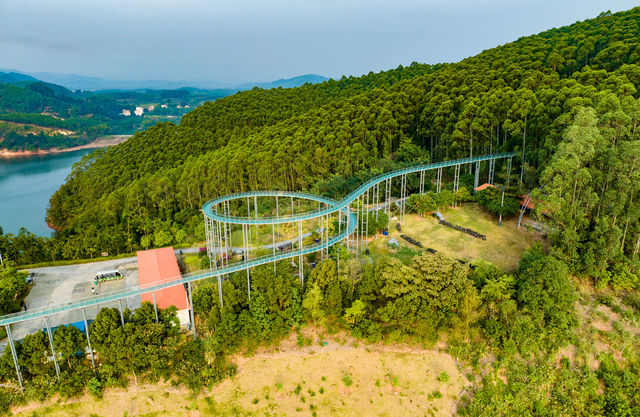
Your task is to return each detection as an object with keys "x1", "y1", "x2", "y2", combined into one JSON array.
[{"x1": 34, "y1": 7, "x2": 640, "y2": 281}]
